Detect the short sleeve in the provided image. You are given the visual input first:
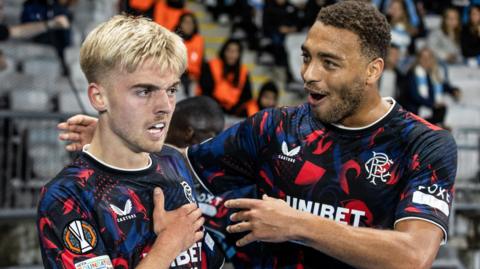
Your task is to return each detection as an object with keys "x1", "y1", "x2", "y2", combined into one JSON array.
[
  {"x1": 187, "y1": 109, "x2": 277, "y2": 195},
  {"x1": 395, "y1": 131, "x2": 457, "y2": 242},
  {"x1": 37, "y1": 181, "x2": 112, "y2": 269}
]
